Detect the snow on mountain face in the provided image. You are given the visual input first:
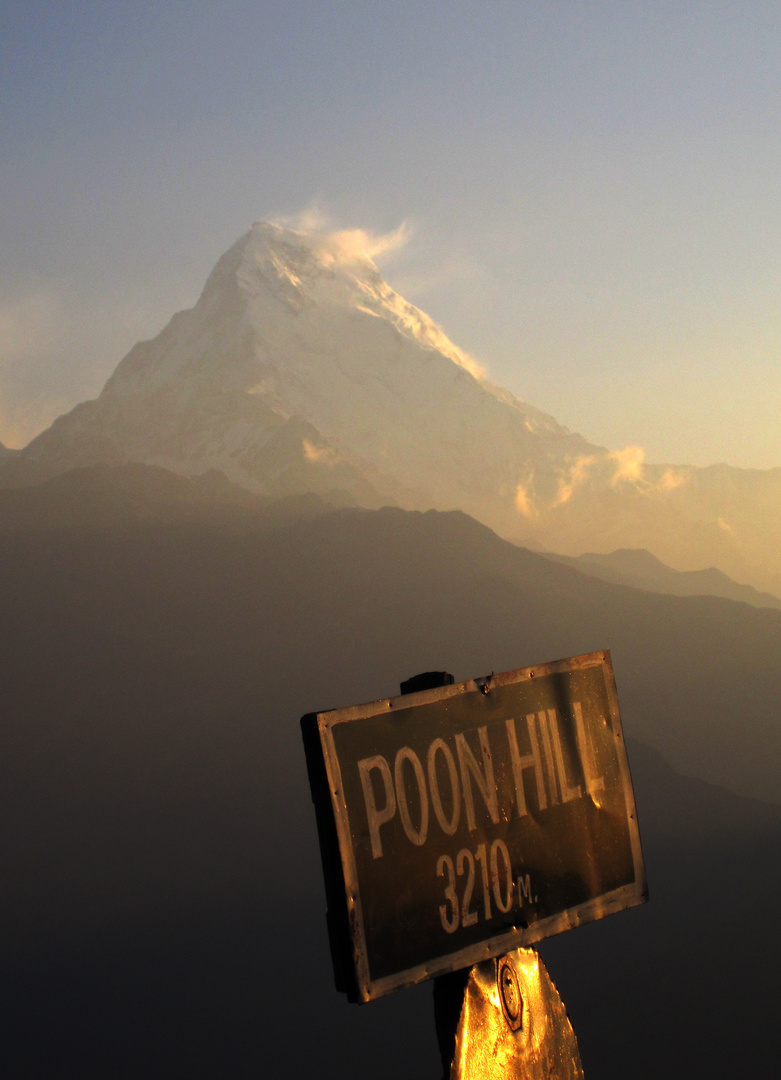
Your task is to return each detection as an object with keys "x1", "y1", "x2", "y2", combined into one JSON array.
[
  {"x1": 10, "y1": 221, "x2": 781, "y2": 594},
  {"x1": 23, "y1": 222, "x2": 592, "y2": 522},
  {"x1": 105, "y1": 221, "x2": 567, "y2": 436}
]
